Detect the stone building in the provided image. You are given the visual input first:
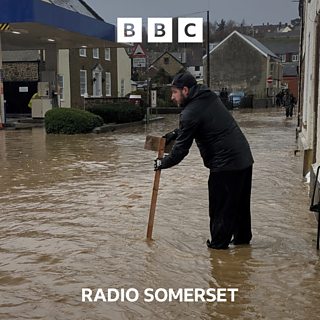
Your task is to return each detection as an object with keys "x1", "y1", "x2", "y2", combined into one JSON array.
[
  {"x1": 2, "y1": 51, "x2": 40, "y2": 114},
  {"x1": 149, "y1": 51, "x2": 184, "y2": 77},
  {"x1": 203, "y1": 30, "x2": 282, "y2": 100}
]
